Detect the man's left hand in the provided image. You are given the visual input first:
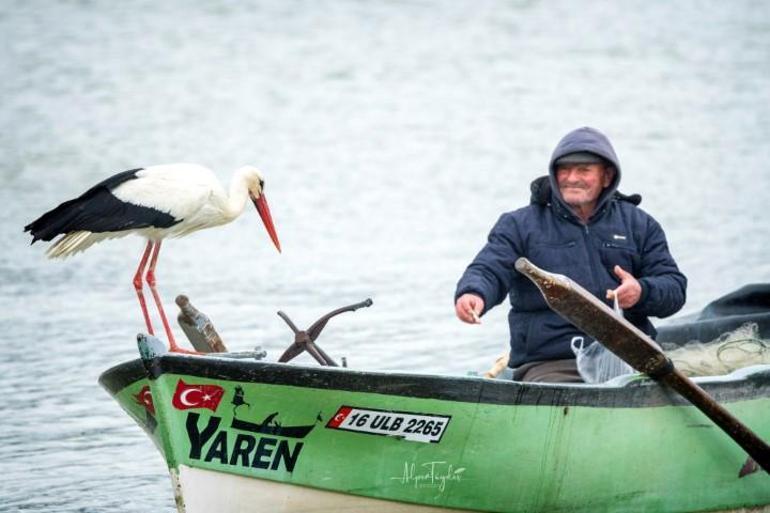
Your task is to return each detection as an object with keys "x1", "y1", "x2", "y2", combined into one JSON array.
[{"x1": 606, "y1": 265, "x2": 642, "y2": 309}]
